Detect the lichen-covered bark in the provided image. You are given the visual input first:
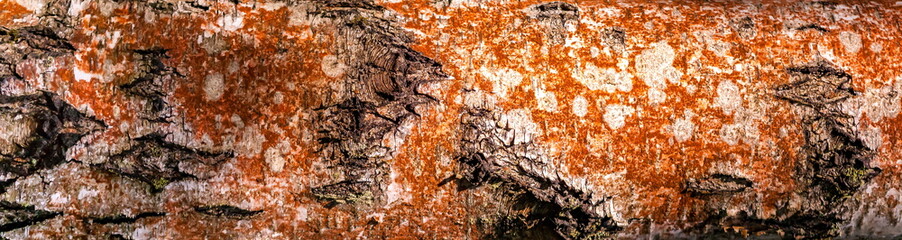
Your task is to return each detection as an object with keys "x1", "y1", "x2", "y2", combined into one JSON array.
[{"x1": 0, "y1": 0, "x2": 901, "y2": 239}]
